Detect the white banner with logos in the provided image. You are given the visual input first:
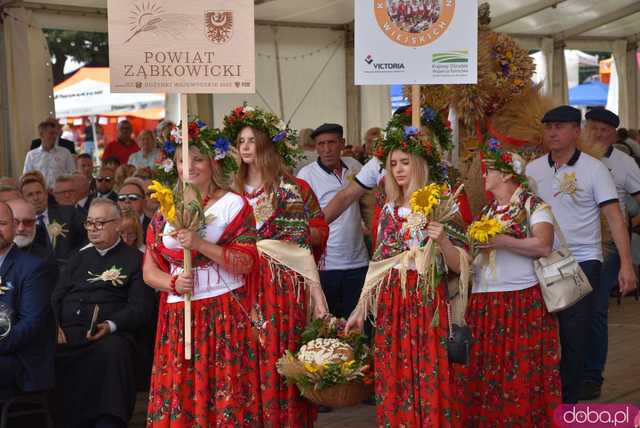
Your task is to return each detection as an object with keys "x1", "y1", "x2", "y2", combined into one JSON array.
[
  {"x1": 107, "y1": 0, "x2": 255, "y2": 93},
  {"x1": 355, "y1": 0, "x2": 477, "y2": 85}
]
